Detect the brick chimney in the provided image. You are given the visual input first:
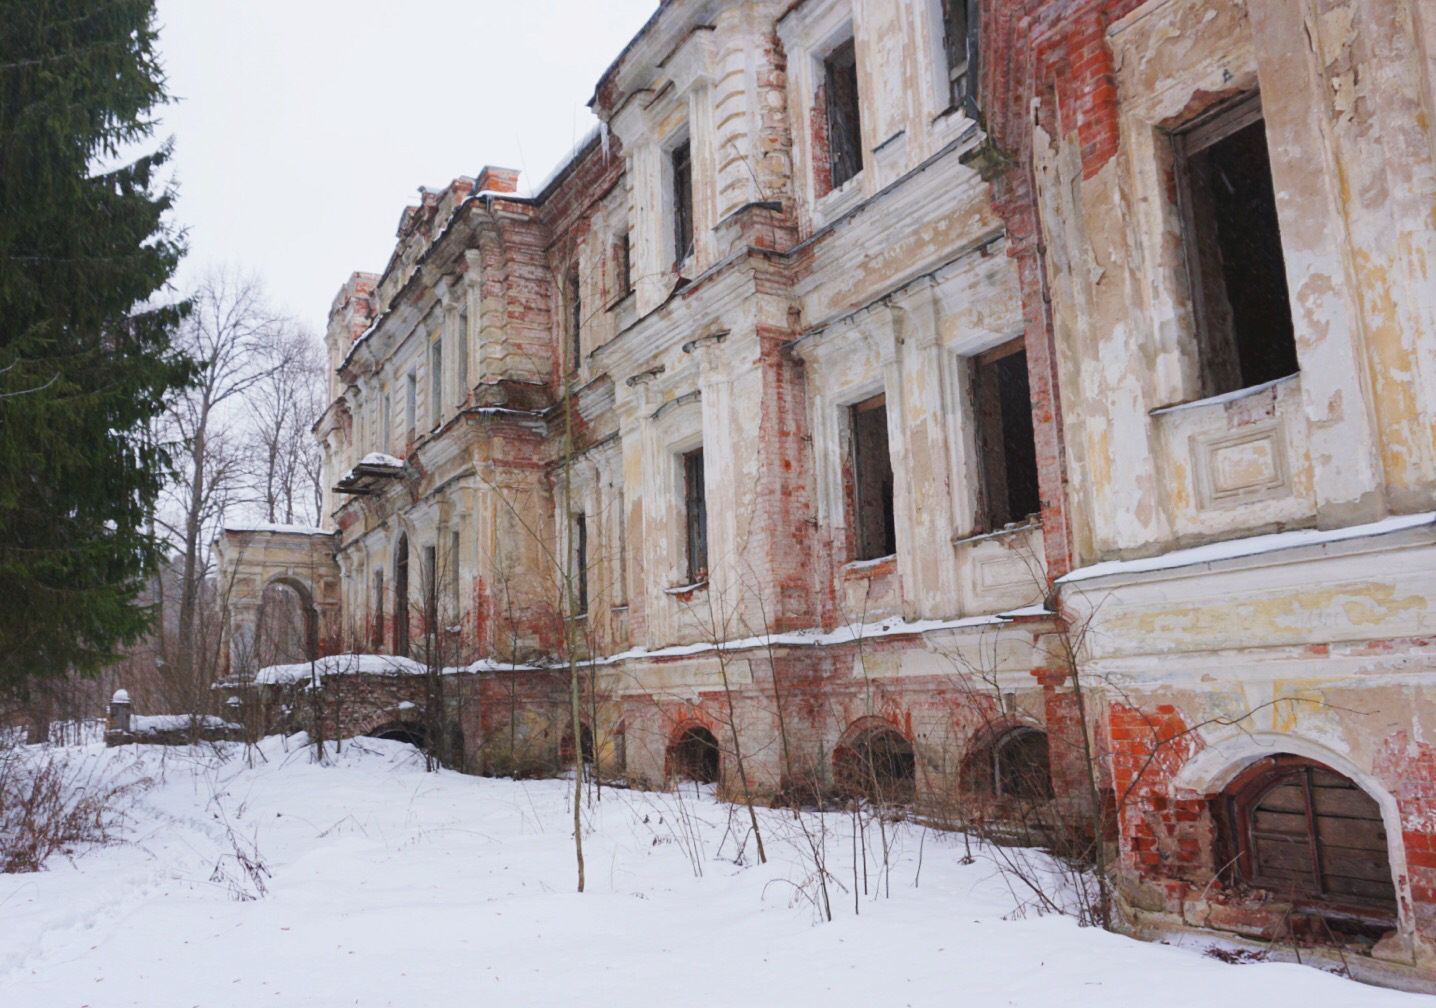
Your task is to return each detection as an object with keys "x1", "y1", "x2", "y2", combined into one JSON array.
[{"x1": 474, "y1": 165, "x2": 520, "y2": 194}]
